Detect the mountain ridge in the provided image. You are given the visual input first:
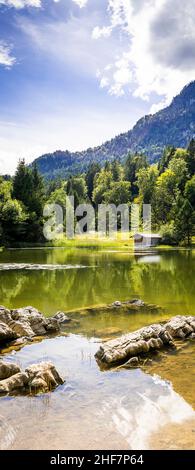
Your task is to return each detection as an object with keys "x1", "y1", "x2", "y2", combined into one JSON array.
[{"x1": 32, "y1": 81, "x2": 195, "y2": 179}]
